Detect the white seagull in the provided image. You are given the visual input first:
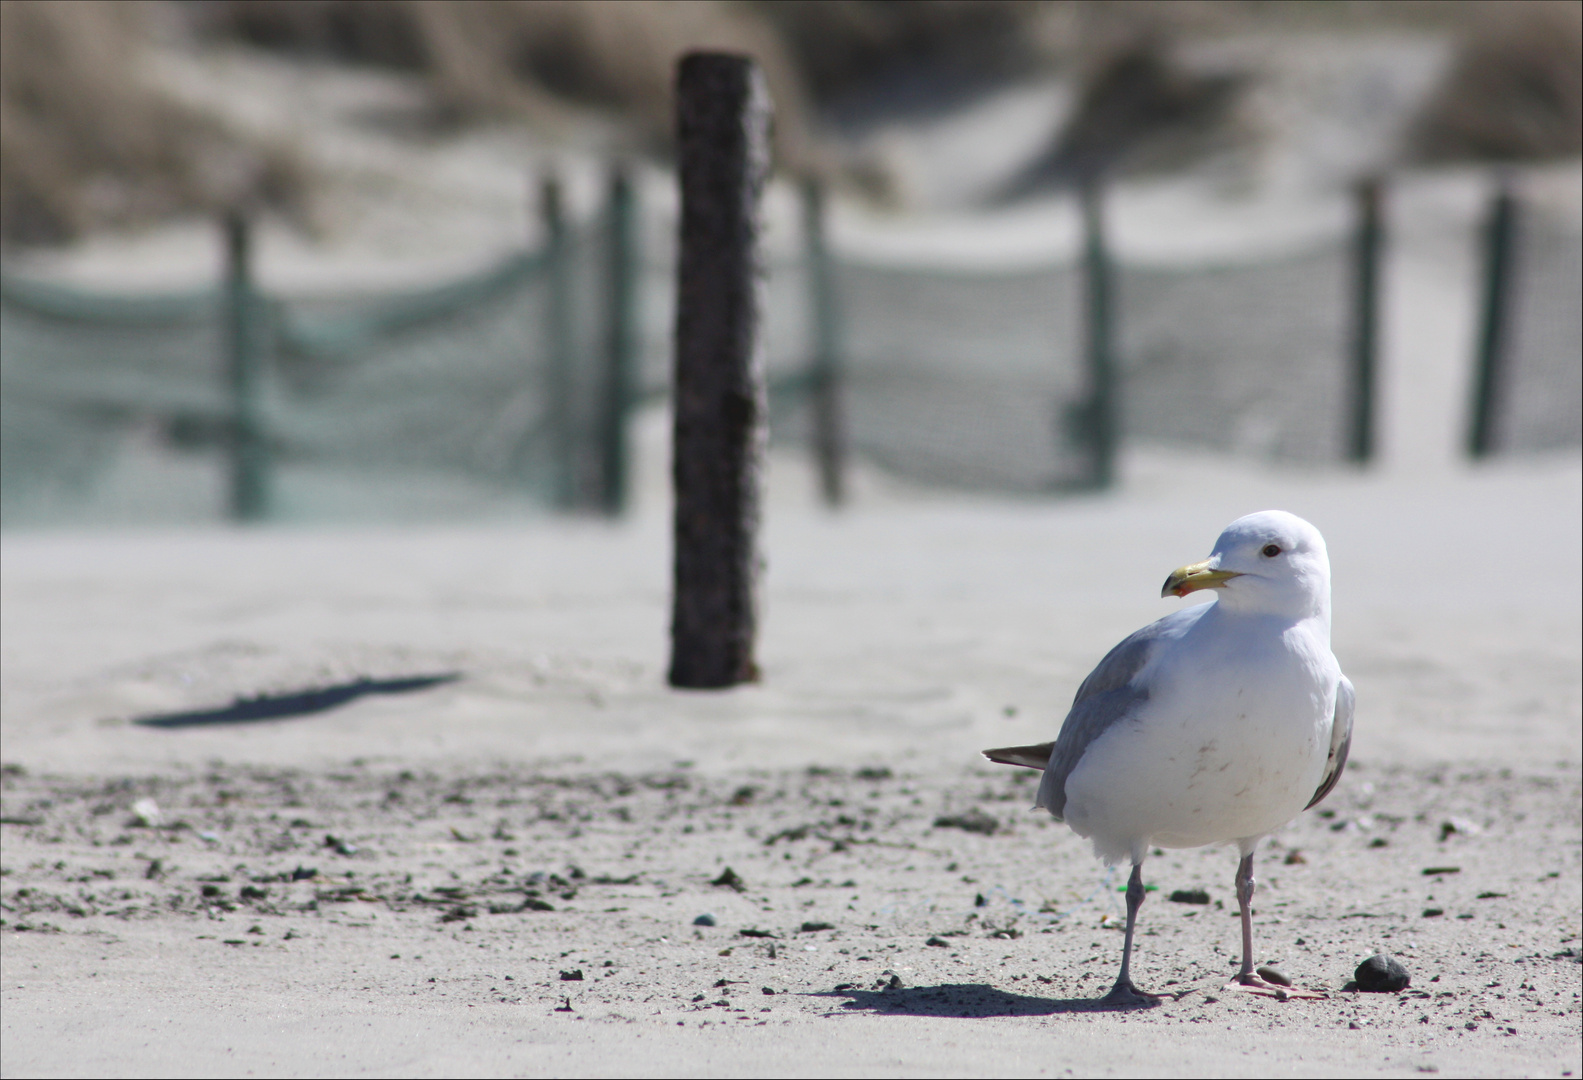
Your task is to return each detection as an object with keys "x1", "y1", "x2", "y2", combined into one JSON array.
[{"x1": 985, "y1": 510, "x2": 1352, "y2": 1005}]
